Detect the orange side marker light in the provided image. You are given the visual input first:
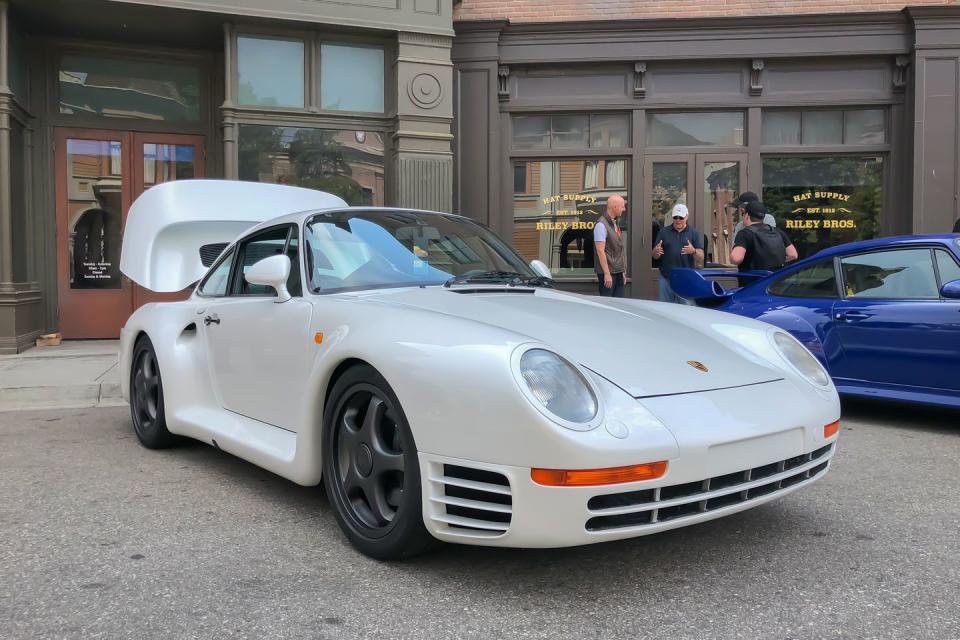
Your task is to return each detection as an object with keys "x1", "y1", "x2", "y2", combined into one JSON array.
[
  {"x1": 314, "y1": 332, "x2": 324, "y2": 345},
  {"x1": 531, "y1": 461, "x2": 668, "y2": 487},
  {"x1": 824, "y1": 420, "x2": 840, "y2": 439}
]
